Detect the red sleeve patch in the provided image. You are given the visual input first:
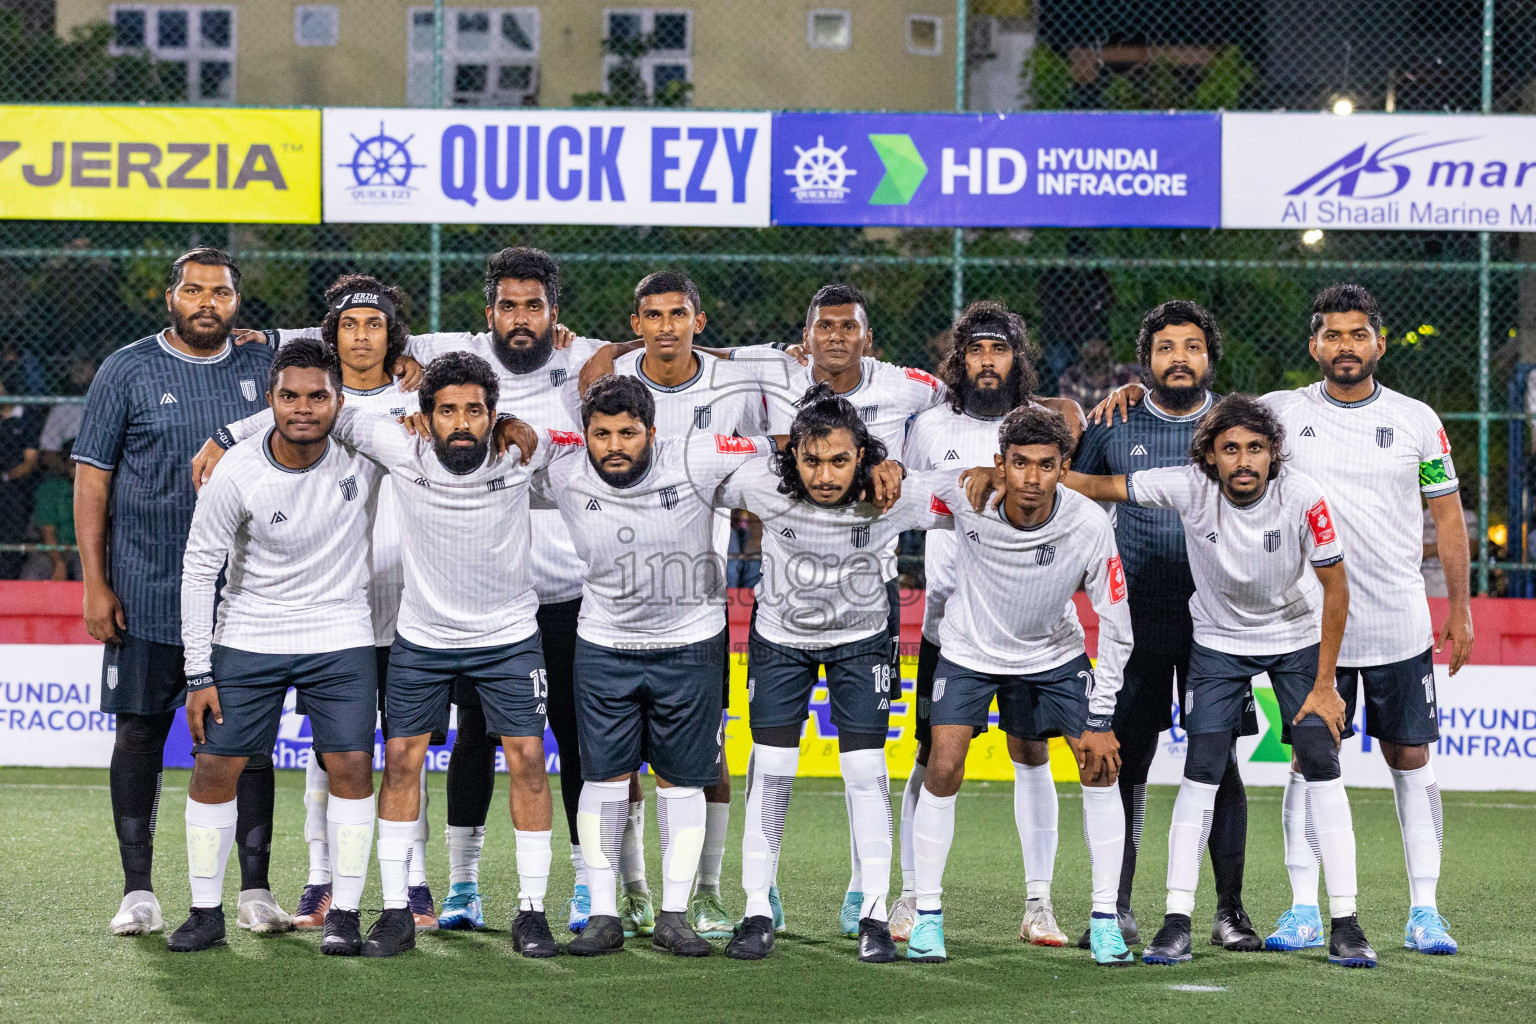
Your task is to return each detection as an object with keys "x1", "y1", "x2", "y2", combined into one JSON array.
[
  {"x1": 929, "y1": 494, "x2": 953, "y2": 516},
  {"x1": 1437, "y1": 427, "x2": 1451, "y2": 454},
  {"x1": 715, "y1": 435, "x2": 758, "y2": 455},
  {"x1": 547, "y1": 429, "x2": 584, "y2": 447},
  {"x1": 1306, "y1": 497, "x2": 1337, "y2": 546},
  {"x1": 1107, "y1": 555, "x2": 1127, "y2": 604},
  {"x1": 904, "y1": 367, "x2": 939, "y2": 390}
]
